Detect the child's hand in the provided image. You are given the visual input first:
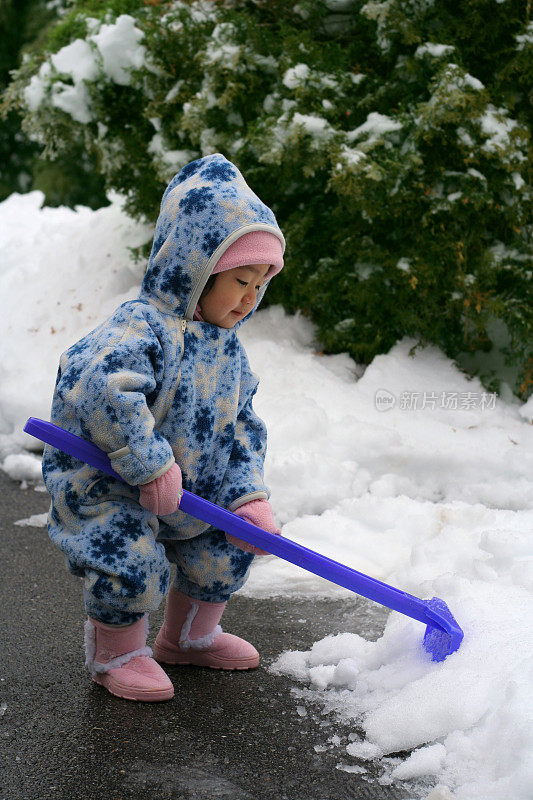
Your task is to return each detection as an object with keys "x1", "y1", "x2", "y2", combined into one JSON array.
[
  {"x1": 226, "y1": 499, "x2": 281, "y2": 556},
  {"x1": 138, "y1": 463, "x2": 183, "y2": 516}
]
